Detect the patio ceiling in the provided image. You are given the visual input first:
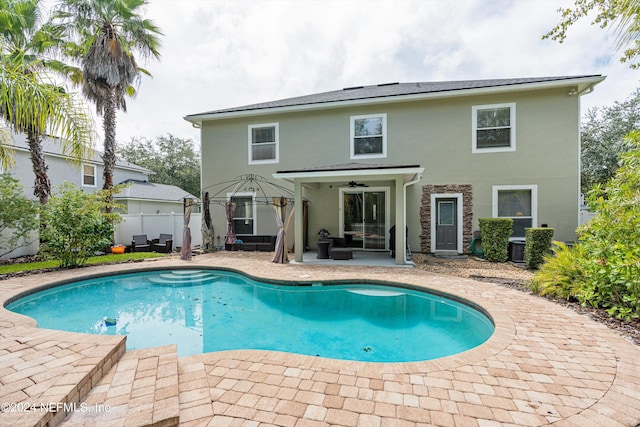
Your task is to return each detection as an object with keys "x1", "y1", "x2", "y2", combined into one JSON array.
[{"x1": 272, "y1": 162, "x2": 424, "y2": 184}]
